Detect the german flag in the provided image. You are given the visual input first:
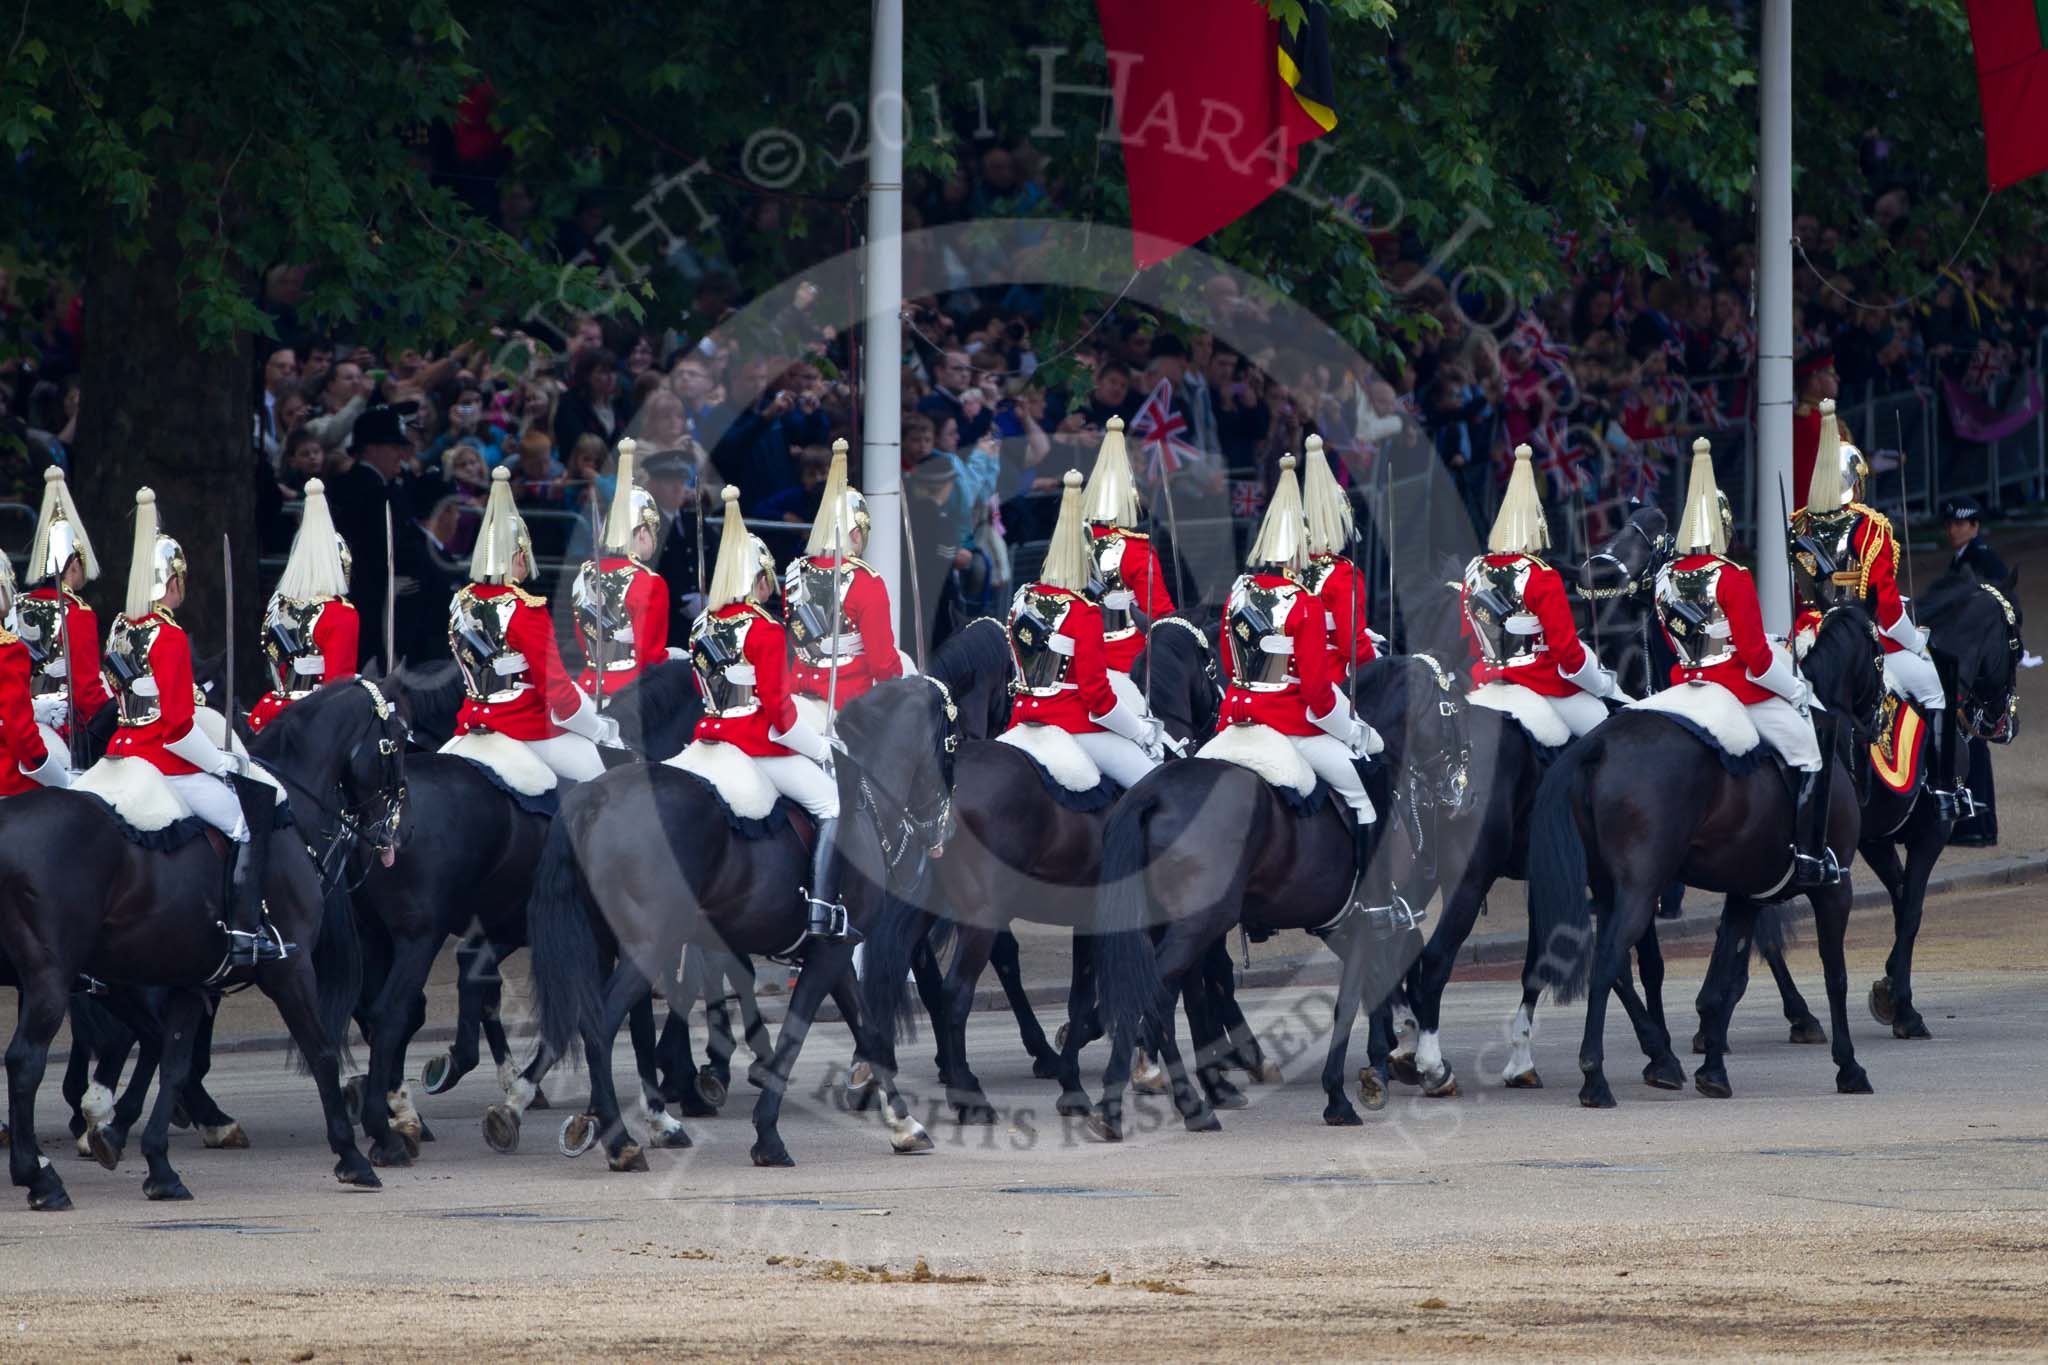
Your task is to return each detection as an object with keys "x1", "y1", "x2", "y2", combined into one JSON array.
[
  {"x1": 1968, "y1": 0, "x2": 2048, "y2": 190},
  {"x1": 1097, "y1": 1, "x2": 1339, "y2": 268}
]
